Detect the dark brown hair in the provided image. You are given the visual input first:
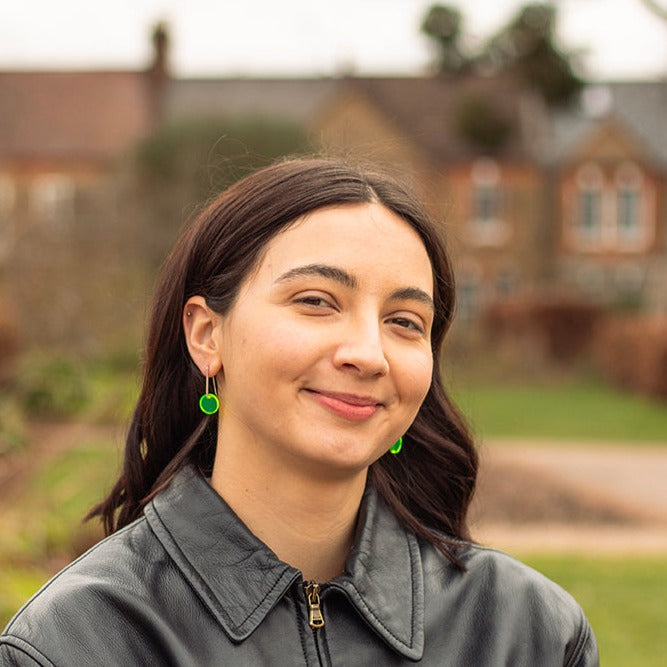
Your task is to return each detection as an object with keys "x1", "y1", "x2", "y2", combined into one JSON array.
[{"x1": 89, "y1": 157, "x2": 478, "y2": 567}]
